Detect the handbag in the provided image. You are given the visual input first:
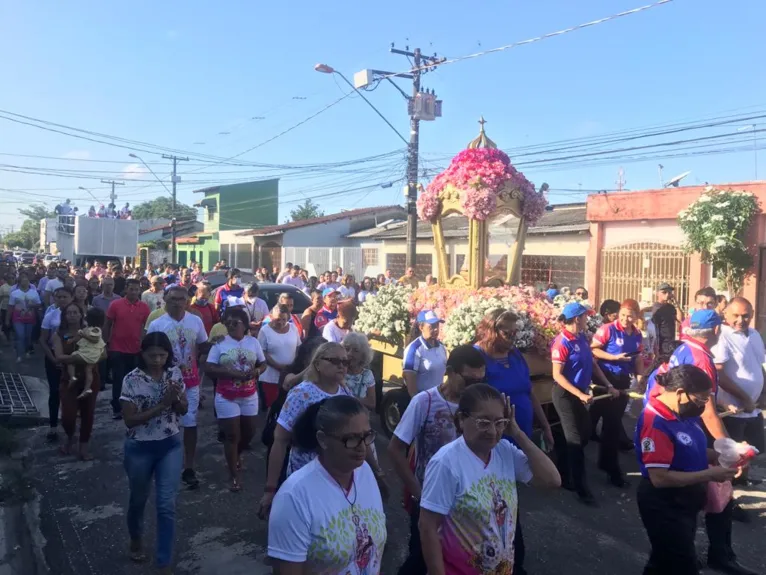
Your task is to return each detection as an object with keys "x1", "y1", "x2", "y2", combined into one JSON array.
[{"x1": 704, "y1": 478, "x2": 733, "y2": 514}]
